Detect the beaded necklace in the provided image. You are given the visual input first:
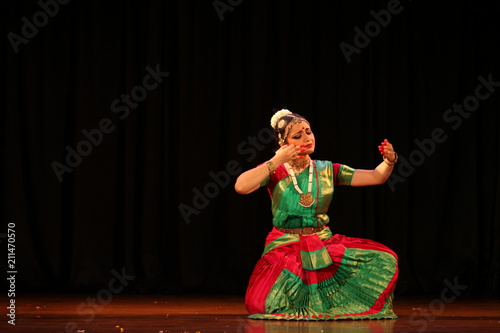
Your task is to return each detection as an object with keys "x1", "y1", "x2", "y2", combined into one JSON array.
[{"x1": 286, "y1": 159, "x2": 315, "y2": 207}]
